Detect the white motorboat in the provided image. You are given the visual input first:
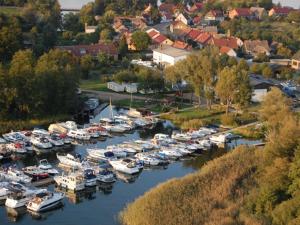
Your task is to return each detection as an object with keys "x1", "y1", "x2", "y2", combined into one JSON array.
[
  {"x1": 38, "y1": 159, "x2": 59, "y2": 175},
  {"x1": 30, "y1": 135, "x2": 52, "y2": 149},
  {"x1": 114, "y1": 119, "x2": 134, "y2": 130},
  {"x1": 135, "y1": 153, "x2": 162, "y2": 166},
  {"x1": 102, "y1": 124, "x2": 127, "y2": 133},
  {"x1": 209, "y1": 133, "x2": 231, "y2": 144},
  {"x1": 47, "y1": 134, "x2": 64, "y2": 146},
  {"x1": 159, "y1": 148, "x2": 183, "y2": 159},
  {"x1": 56, "y1": 153, "x2": 83, "y2": 169},
  {"x1": 32, "y1": 128, "x2": 49, "y2": 137},
  {"x1": 86, "y1": 149, "x2": 116, "y2": 161},
  {"x1": 22, "y1": 166, "x2": 50, "y2": 181},
  {"x1": 48, "y1": 123, "x2": 68, "y2": 134},
  {"x1": 2, "y1": 132, "x2": 28, "y2": 143},
  {"x1": 84, "y1": 127, "x2": 100, "y2": 138},
  {"x1": 67, "y1": 129, "x2": 91, "y2": 140},
  {"x1": 83, "y1": 169, "x2": 97, "y2": 186},
  {"x1": 109, "y1": 159, "x2": 140, "y2": 175},
  {"x1": 106, "y1": 146, "x2": 127, "y2": 158},
  {"x1": 54, "y1": 173, "x2": 85, "y2": 191},
  {"x1": 27, "y1": 191, "x2": 64, "y2": 212},
  {"x1": 0, "y1": 137, "x2": 6, "y2": 143},
  {"x1": 0, "y1": 167, "x2": 32, "y2": 184},
  {"x1": 152, "y1": 134, "x2": 175, "y2": 144},
  {"x1": 171, "y1": 133, "x2": 191, "y2": 142},
  {"x1": 0, "y1": 182, "x2": 29, "y2": 200},
  {"x1": 62, "y1": 121, "x2": 77, "y2": 131},
  {"x1": 6, "y1": 143, "x2": 27, "y2": 154},
  {"x1": 5, "y1": 188, "x2": 47, "y2": 208},
  {"x1": 96, "y1": 170, "x2": 115, "y2": 183}
]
